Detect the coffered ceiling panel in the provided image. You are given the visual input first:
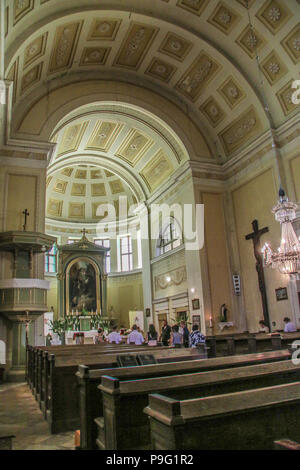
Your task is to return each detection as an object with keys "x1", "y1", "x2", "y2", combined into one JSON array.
[
  {"x1": 48, "y1": 21, "x2": 83, "y2": 74},
  {"x1": 23, "y1": 33, "x2": 48, "y2": 69},
  {"x1": 3, "y1": 0, "x2": 300, "y2": 166},
  {"x1": 86, "y1": 121, "x2": 123, "y2": 152},
  {"x1": 219, "y1": 106, "x2": 263, "y2": 155},
  {"x1": 46, "y1": 164, "x2": 139, "y2": 222},
  {"x1": 87, "y1": 18, "x2": 121, "y2": 41},
  {"x1": 56, "y1": 121, "x2": 89, "y2": 156},
  {"x1": 113, "y1": 22, "x2": 158, "y2": 70},
  {"x1": 176, "y1": 52, "x2": 221, "y2": 101}
]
